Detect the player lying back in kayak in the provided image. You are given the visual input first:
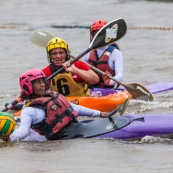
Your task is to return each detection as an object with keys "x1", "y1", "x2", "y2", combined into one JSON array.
[{"x1": 1, "y1": 69, "x2": 123, "y2": 142}]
